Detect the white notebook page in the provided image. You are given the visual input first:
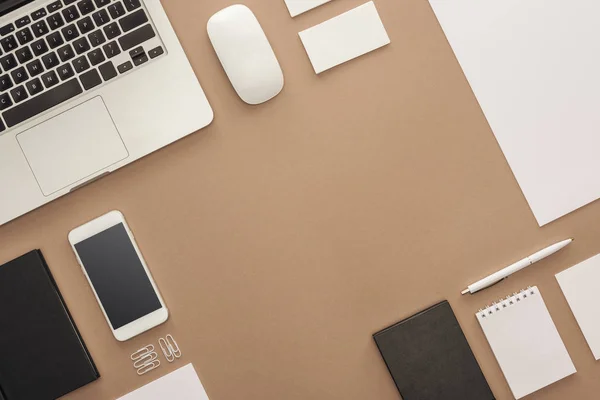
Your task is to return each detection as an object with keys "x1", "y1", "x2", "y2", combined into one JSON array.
[
  {"x1": 556, "y1": 254, "x2": 600, "y2": 360},
  {"x1": 477, "y1": 287, "x2": 575, "y2": 399}
]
